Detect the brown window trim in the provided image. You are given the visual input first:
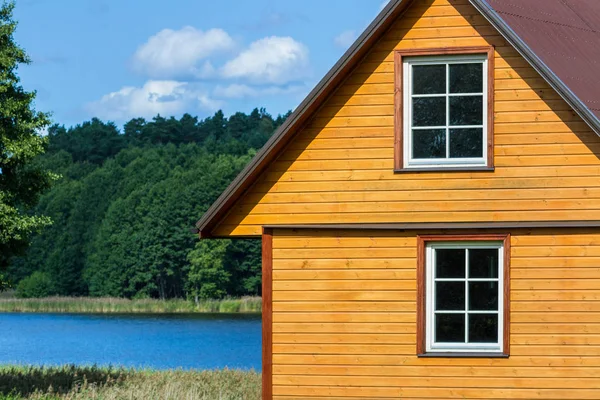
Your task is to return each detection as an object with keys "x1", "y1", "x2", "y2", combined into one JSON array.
[
  {"x1": 416, "y1": 233, "x2": 510, "y2": 358},
  {"x1": 394, "y1": 46, "x2": 495, "y2": 172}
]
